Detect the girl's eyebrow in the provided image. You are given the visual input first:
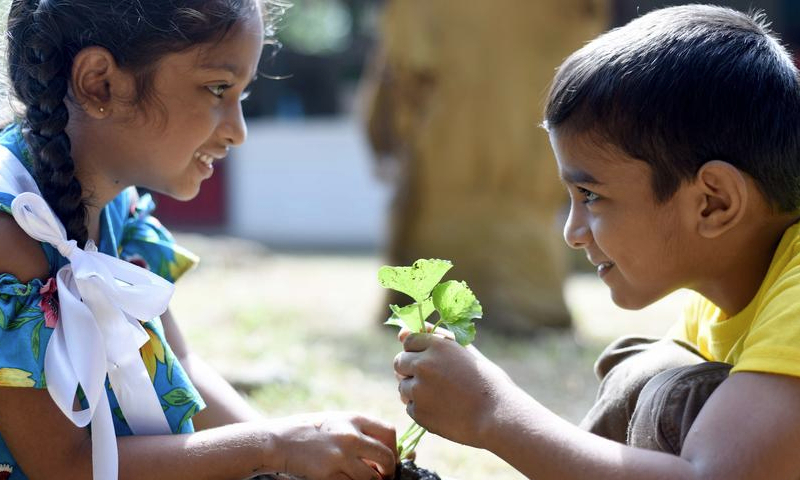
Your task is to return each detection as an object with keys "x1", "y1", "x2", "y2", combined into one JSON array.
[
  {"x1": 199, "y1": 62, "x2": 245, "y2": 77},
  {"x1": 559, "y1": 167, "x2": 602, "y2": 185}
]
